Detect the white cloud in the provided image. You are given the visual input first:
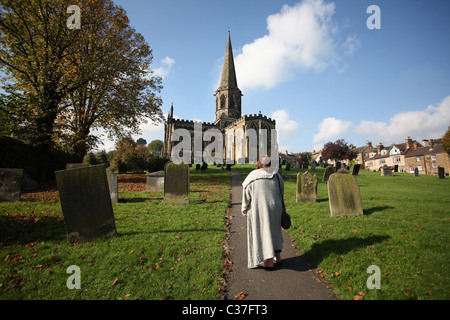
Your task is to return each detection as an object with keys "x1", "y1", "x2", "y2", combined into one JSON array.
[
  {"x1": 234, "y1": 0, "x2": 358, "y2": 90},
  {"x1": 153, "y1": 56, "x2": 175, "y2": 79},
  {"x1": 312, "y1": 117, "x2": 352, "y2": 144},
  {"x1": 353, "y1": 95, "x2": 450, "y2": 142},
  {"x1": 271, "y1": 109, "x2": 300, "y2": 140}
]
